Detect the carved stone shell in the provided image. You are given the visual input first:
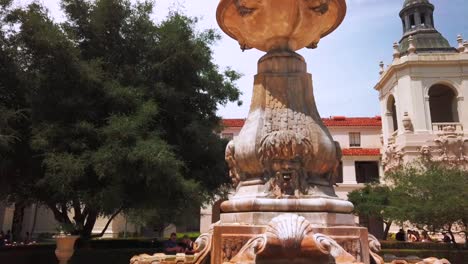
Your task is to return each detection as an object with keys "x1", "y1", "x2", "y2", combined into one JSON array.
[{"x1": 265, "y1": 214, "x2": 313, "y2": 248}]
